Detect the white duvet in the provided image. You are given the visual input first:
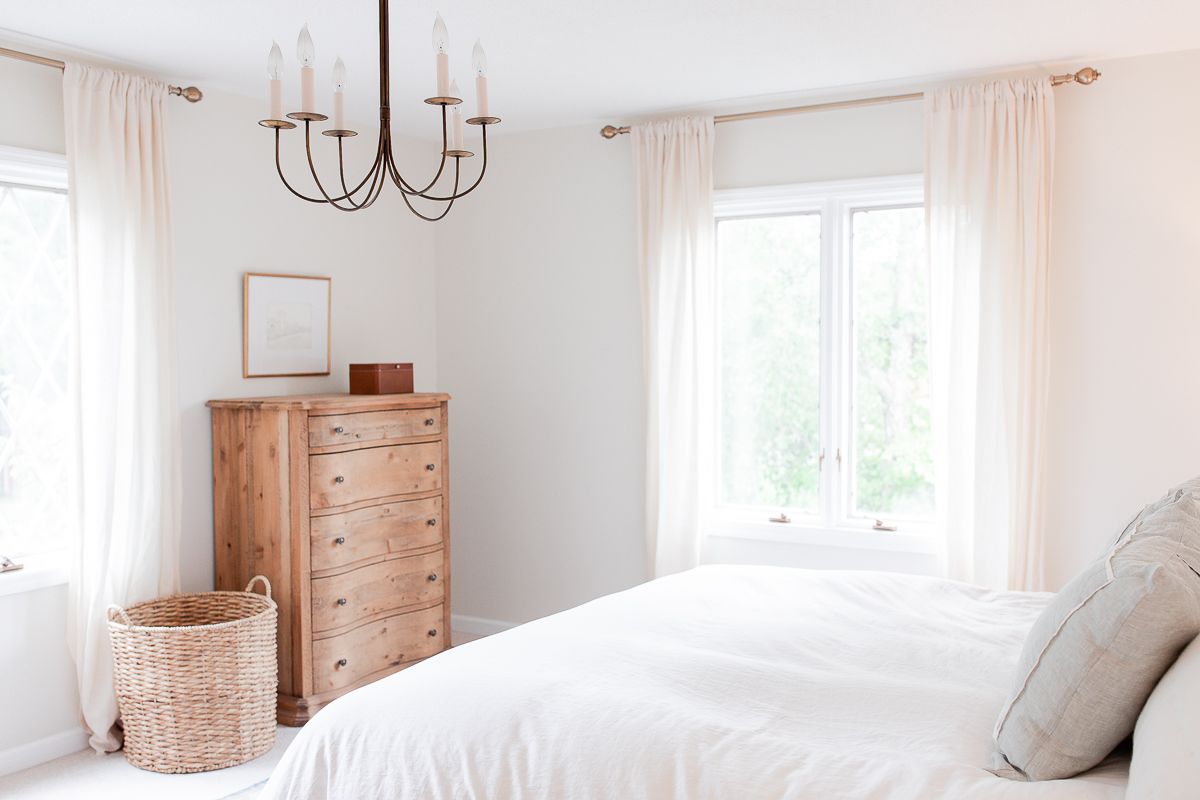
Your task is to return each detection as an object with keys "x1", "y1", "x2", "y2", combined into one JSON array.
[{"x1": 261, "y1": 566, "x2": 1128, "y2": 799}]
